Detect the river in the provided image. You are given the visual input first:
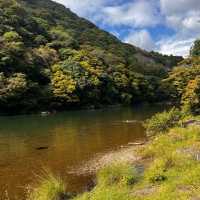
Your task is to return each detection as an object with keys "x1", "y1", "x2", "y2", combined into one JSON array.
[{"x1": 0, "y1": 105, "x2": 166, "y2": 199}]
